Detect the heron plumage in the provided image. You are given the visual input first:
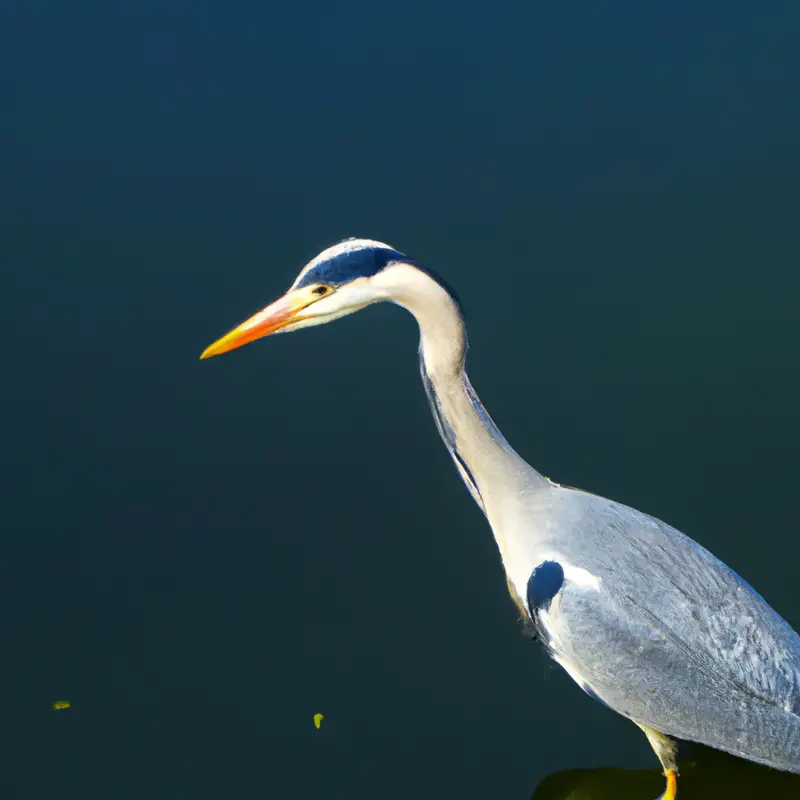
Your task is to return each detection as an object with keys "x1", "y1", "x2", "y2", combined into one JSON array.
[
  {"x1": 517, "y1": 485, "x2": 800, "y2": 772},
  {"x1": 202, "y1": 239, "x2": 800, "y2": 793}
]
